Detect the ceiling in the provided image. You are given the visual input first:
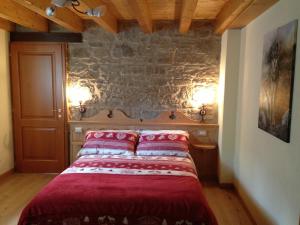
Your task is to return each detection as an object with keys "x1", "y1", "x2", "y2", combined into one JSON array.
[
  {"x1": 106, "y1": 0, "x2": 229, "y2": 20},
  {"x1": 0, "y1": 0, "x2": 278, "y2": 34}
]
